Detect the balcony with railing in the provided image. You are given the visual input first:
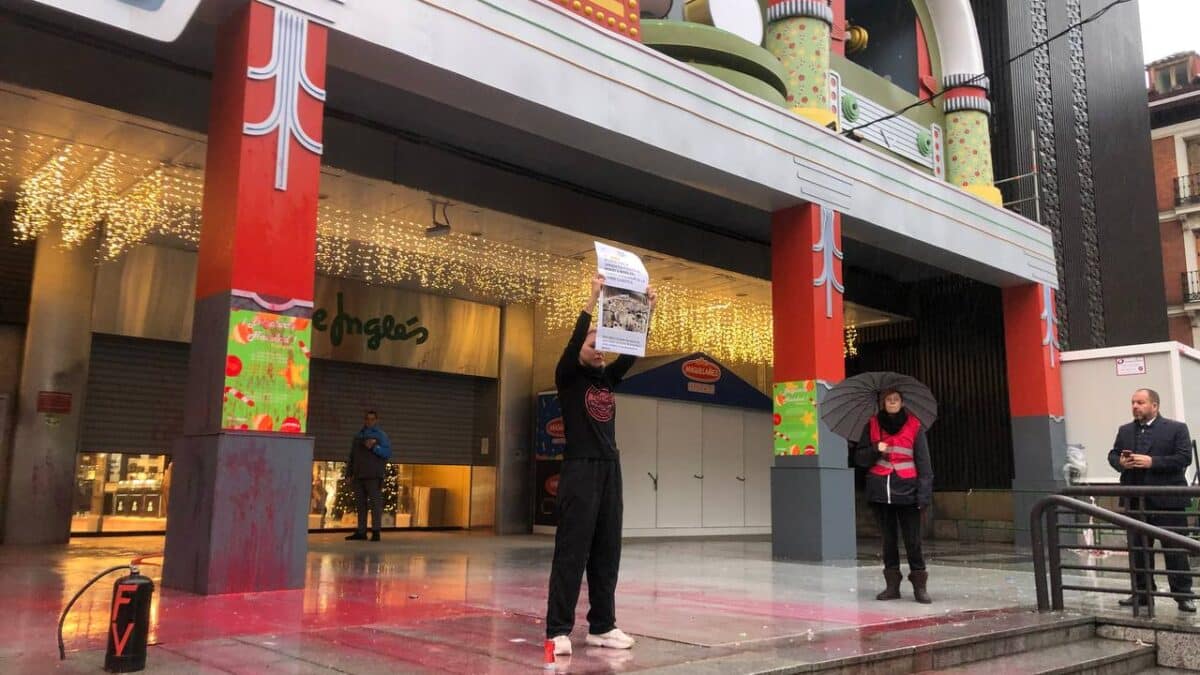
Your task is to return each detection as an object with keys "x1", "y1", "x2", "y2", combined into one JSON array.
[
  {"x1": 1183, "y1": 271, "x2": 1200, "y2": 304},
  {"x1": 1176, "y1": 173, "x2": 1200, "y2": 207}
]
